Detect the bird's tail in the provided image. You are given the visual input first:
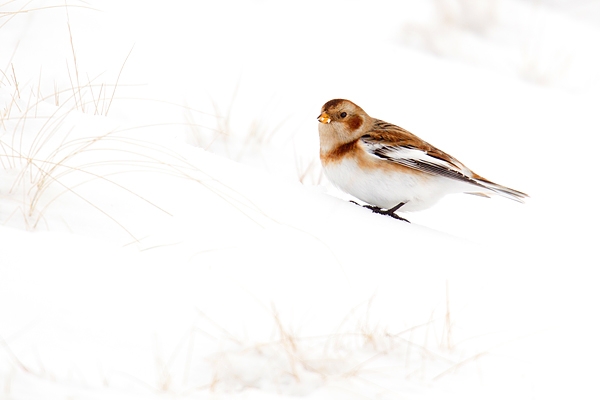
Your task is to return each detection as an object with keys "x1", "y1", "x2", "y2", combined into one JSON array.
[{"x1": 473, "y1": 177, "x2": 529, "y2": 203}]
